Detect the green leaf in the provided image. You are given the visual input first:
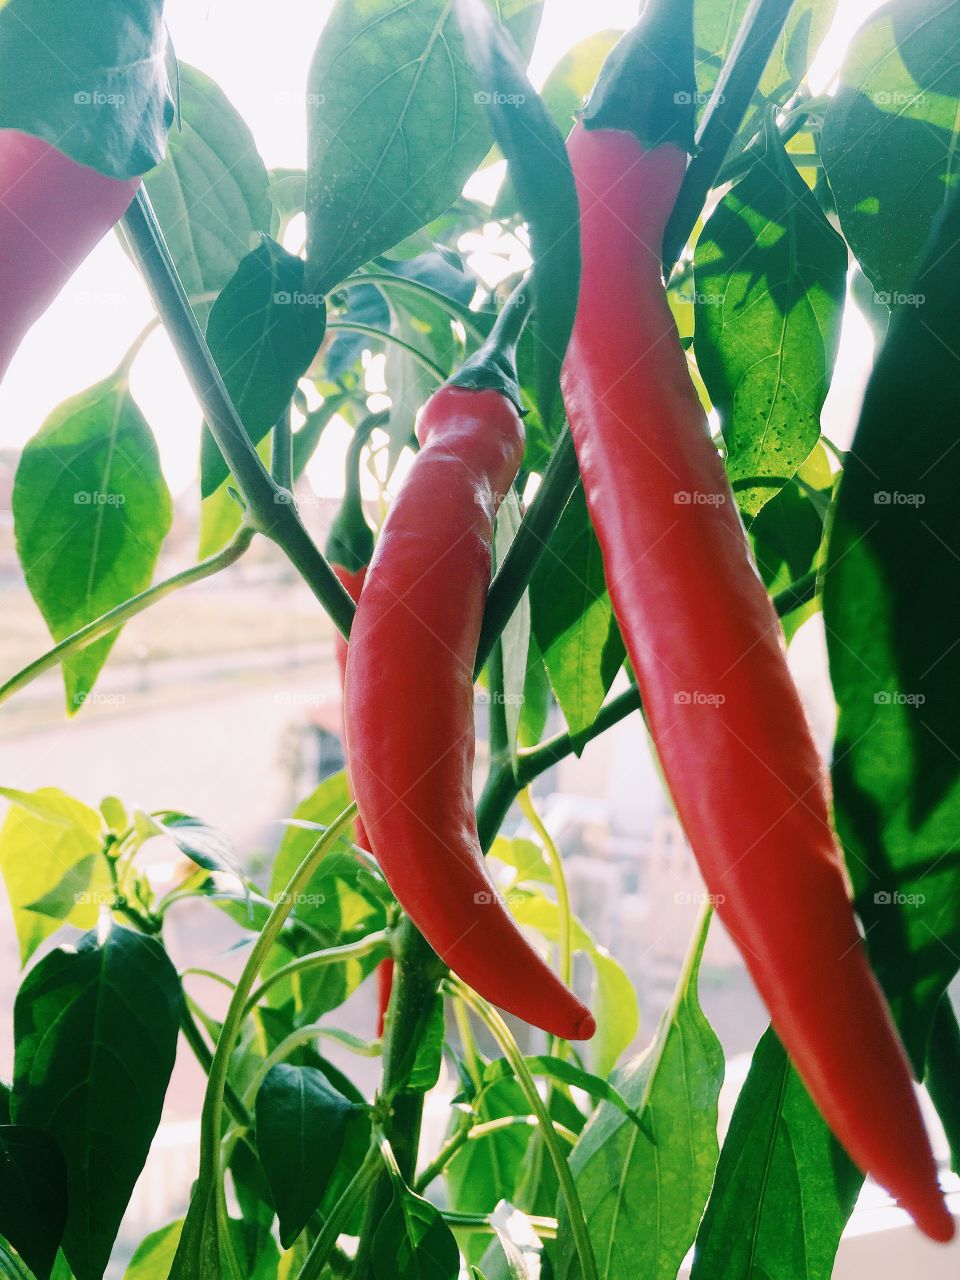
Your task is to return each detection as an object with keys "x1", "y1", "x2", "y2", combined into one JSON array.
[
  {"x1": 0, "y1": 0, "x2": 173, "y2": 177},
  {"x1": 373, "y1": 1180, "x2": 460, "y2": 1280},
  {"x1": 12, "y1": 374, "x2": 172, "y2": 712},
  {"x1": 142, "y1": 64, "x2": 272, "y2": 327},
  {"x1": 138, "y1": 811, "x2": 245, "y2": 884},
  {"x1": 555, "y1": 914, "x2": 722, "y2": 1280},
  {"x1": 694, "y1": 125, "x2": 846, "y2": 517},
  {"x1": 445, "y1": 1079, "x2": 533, "y2": 1218},
  {"x1": 750, "y1": 445, "x2": 831, "y2": 642},
  {"x1": 199, "y1": 438, "x2": 269, "y2": 558},
  {"x1": 0, "y1": 1125, "x2": 68, "y2": 1280},
  {"x1": 200, "y1": 238, "x2": 327, "y2": 496},
  {"x1": 255, "y1": 1064, "x2": 358, "y2": 1247},
  {"x1": 454, "y1": 0, "x2": 580, "y2": 425},
  {"x1": 266, "y1": 773, "x2": 387, "y2": 1021},
  {"x1": 123, "y1": 1220, "x2": 184, "y2": 1280},
  {"x1": 690, "y1": 1027, "x2": 861, "y2": 1280},
  {"x1": 824, "y1": 185, "x2": 960, "y2": 1060},
  {"x1": 481, "y1": 1057, "x2": 639, "y2": 1125},
  {"x1": 510, "y1": 895, "x2": 638, "y2": 1076},
  {"x1": 821, "y1": 0, "x2": 960, "y2": 295},
  {"x1": 306, "y1": 0, "x2": 495, "y2": 292},
  {"x1": 404, "y1": 995, "x2": 446, "y2": 1095},
  {"x1": 695, "y1": 0, "x2": 836, "y2": 158},
  {"x1": 0, "y1": 788, "x2": 107, "y2": 964},
  {"x1": 12, "y1": 925, "x2": 182, "y2": 1280},
  {"x1": 529, "y1": 485, "x2": 624, "y2": 740},
  {"x1": 539, "y1": 31, "x2": 622, "y2": 134}
]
